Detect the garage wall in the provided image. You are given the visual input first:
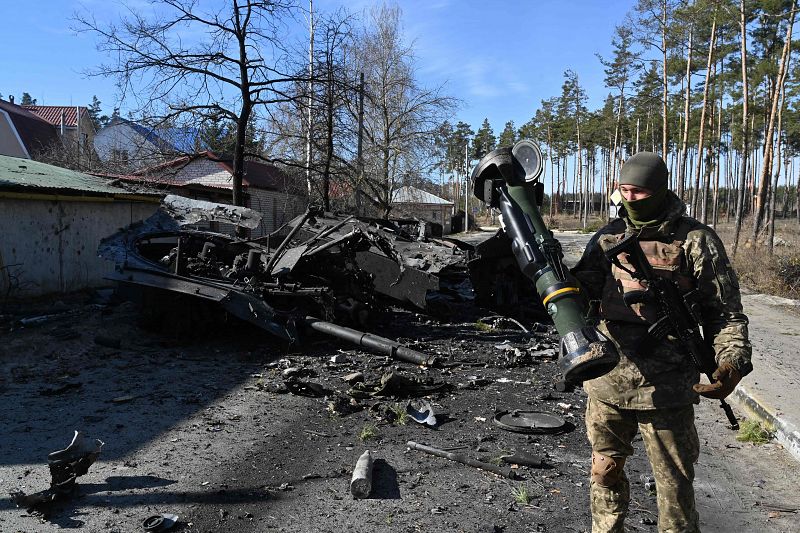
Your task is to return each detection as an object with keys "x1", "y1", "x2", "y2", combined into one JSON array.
[{"x1": 0, "y1": 198, "x2": 158, "y2": 297}]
